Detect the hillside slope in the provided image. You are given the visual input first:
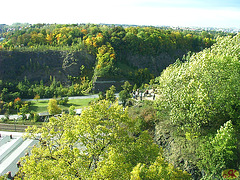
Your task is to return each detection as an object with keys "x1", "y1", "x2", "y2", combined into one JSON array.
[{"x1": 0, "y1": 23, "x2": 220, "y2": 87}]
